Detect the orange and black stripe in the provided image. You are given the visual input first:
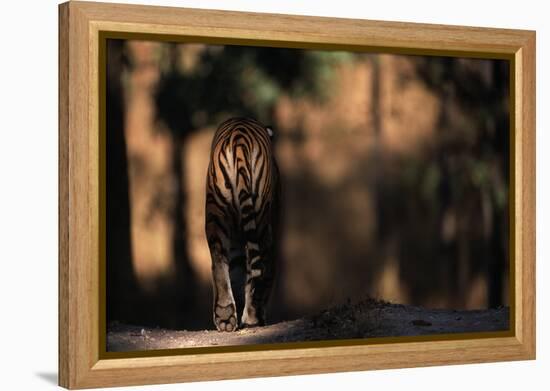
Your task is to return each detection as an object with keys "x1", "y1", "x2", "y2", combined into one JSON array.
[{"x1": 205, "y1": 117, "x2": 280, "y2": 330}]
